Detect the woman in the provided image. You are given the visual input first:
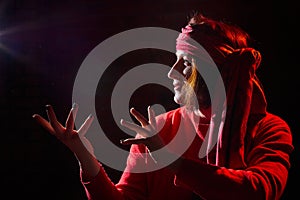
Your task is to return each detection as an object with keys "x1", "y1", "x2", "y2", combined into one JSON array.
[{"x1": 33, "y1": 12, "x2": 294, "y2": 200}]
